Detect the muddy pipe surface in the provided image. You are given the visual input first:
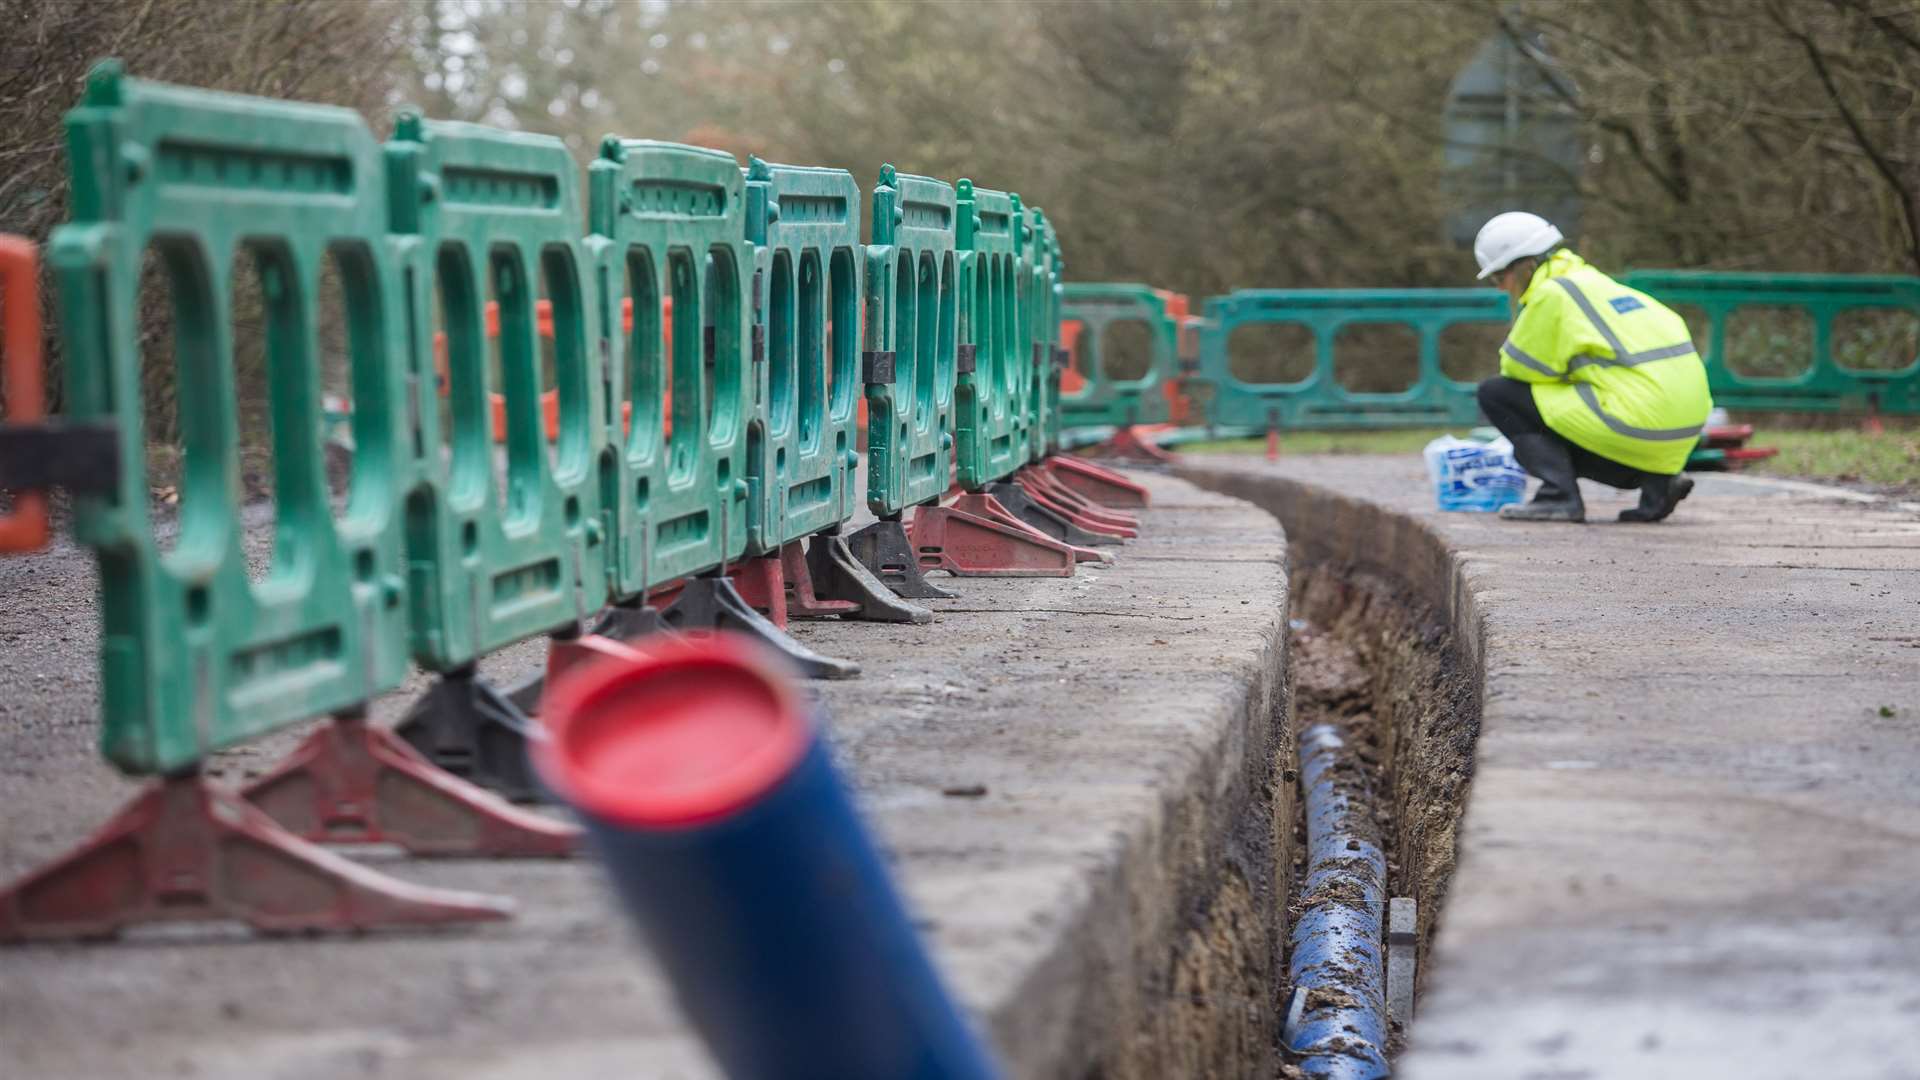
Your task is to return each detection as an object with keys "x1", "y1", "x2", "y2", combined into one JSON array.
[{"x1": 1288, "y1": 723, "x2": 1391, "y2": 1080}]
